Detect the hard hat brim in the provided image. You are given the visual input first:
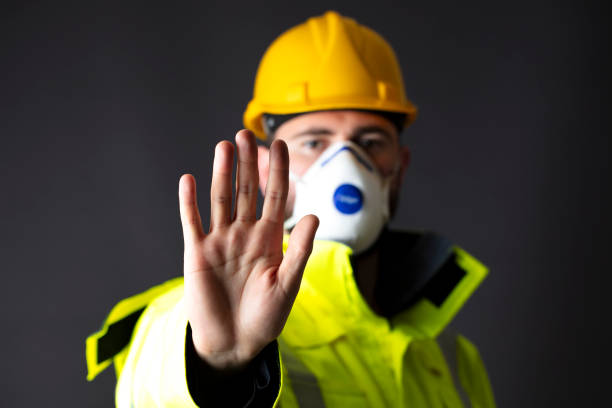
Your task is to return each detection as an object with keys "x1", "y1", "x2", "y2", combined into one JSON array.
[{"x1": 244, "y1": 100, "x2": 417, "y2": 140}]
